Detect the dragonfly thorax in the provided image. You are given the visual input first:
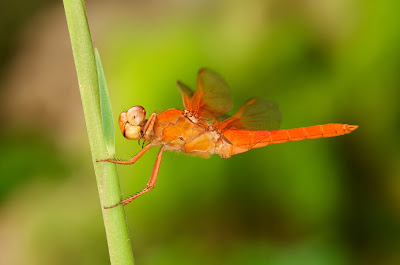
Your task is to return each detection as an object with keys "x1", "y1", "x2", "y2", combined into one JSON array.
[{"x1": 183, "y1": 109, "x2": 200, "y2": 124}]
